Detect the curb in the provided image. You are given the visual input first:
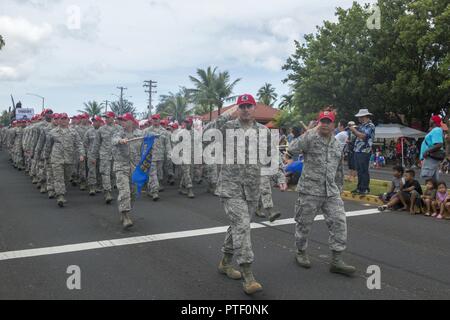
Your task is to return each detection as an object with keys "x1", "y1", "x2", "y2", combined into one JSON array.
[{"x1": 341, "y1": 191, "x2": 383, "y2": 205}]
